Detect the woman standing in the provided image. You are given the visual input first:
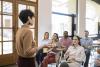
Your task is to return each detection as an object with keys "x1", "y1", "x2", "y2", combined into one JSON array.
[{"x1": 16, "y1": 9, "x2": 46, "y2": 67}]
